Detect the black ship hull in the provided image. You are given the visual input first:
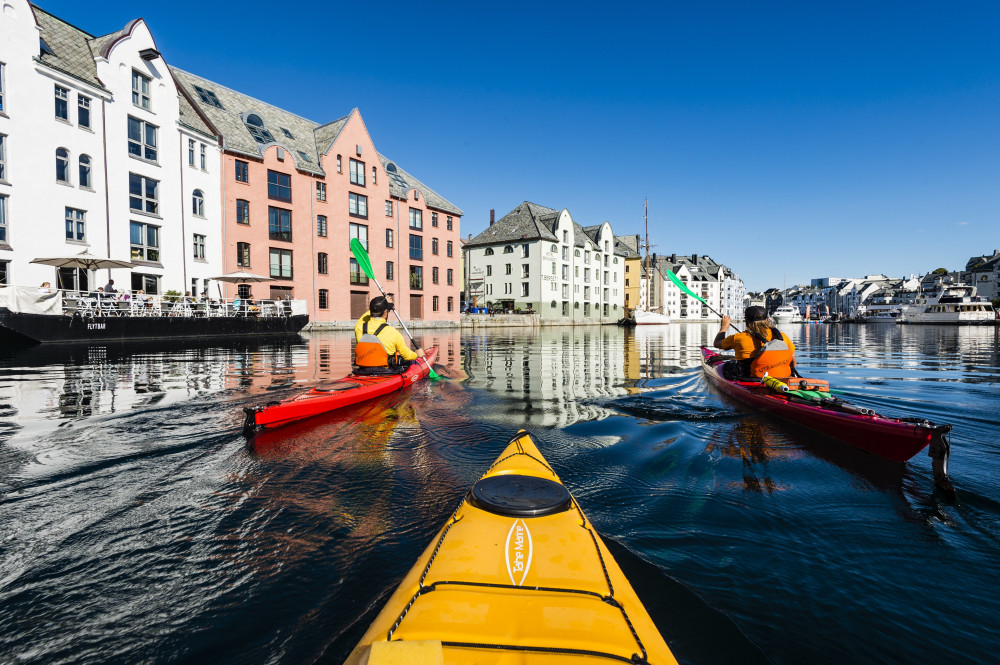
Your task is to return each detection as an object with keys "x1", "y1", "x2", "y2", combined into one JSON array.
[{"x1": 0, "y1": 307, "x2": 309, "y2": 345}]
